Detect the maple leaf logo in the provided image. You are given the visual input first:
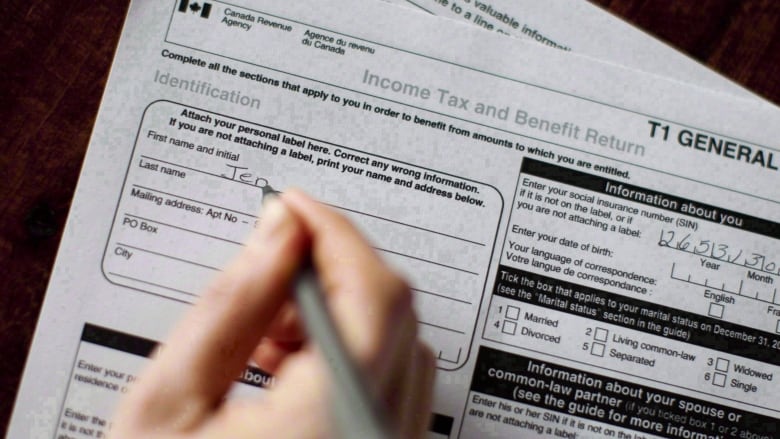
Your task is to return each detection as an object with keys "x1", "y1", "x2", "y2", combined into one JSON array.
[{"x1": 177, "y1": 1, "x2": 212, "y2": 19}]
